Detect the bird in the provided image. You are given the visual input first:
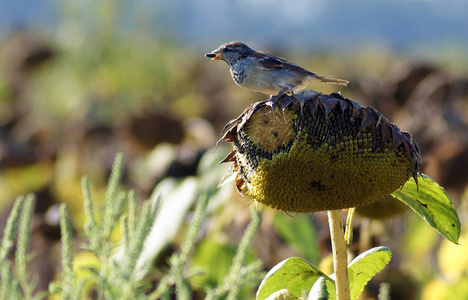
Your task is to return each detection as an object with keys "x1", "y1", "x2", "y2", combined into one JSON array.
[{"x1": 205, "y1": 41, "x2": 348, "y2": 102}]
